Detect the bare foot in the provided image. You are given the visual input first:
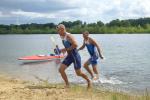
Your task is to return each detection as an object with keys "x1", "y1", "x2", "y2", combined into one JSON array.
[
  {"x1": 93, "y1": 76, "x2": 99, "y2": 80},
  {"x1": 64, "y1": 85, "x2": 70, "y2": 89},
  {"x1": 92, "y1": 74, "x2": 99, "y2": 80},
  {"x1": 87, "y1": 80, "x2": 92, "y2": 89}
]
